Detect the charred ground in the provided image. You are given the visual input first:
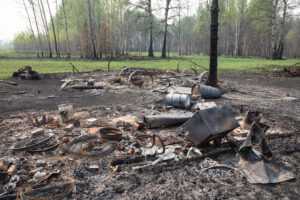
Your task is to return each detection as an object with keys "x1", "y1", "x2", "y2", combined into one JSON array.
[{"x1": 0, "y1": 70, "x2": 299, "y2": 199}]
